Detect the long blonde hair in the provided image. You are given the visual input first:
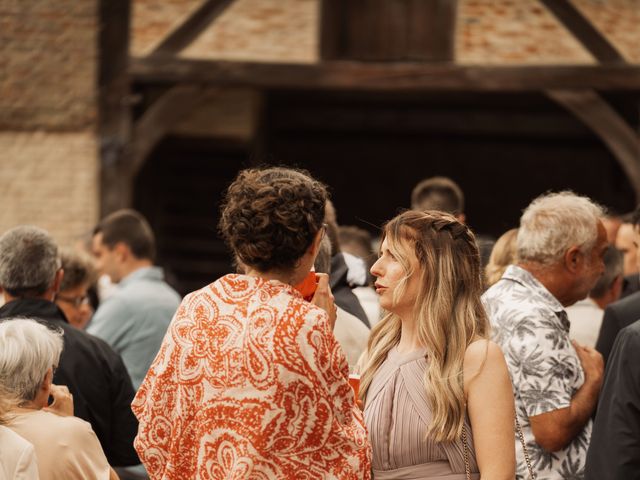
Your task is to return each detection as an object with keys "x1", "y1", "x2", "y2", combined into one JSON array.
[{"x1": 359, "y1": 210, "x2": 490, "y2": 442}]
